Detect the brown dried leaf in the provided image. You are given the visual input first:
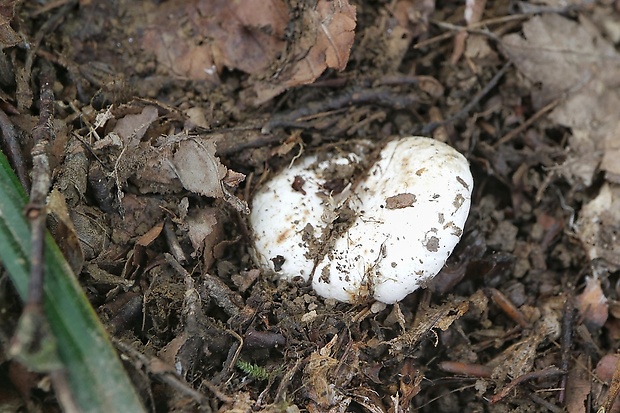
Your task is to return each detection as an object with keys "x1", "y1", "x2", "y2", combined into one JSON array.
[
  {"x1": 316, "y1": 0, "x2": 357, "y2": 70},
  {"x1": 171, "y1": 139, "x2": 227, "y2": 199},
  {"x1": 136, "y1": 222, "x2": 164, "y2": 247},
  {"x1": 566, "y1": 355, "x2": 592, "y2": 413},
  {"x1": 502, "y1": 14, "x2": 620, "y2": 186},
  {"x1": 0, "y1": 1, "x2": 21, "y2": 48},
  {"x1": 139, "y1": 0, "x2": 288, "y2": 82},
  {"x1": 303, "y1": 335, "x2": 358, "y2": 410},
  {"x1": 248, "y1": 0, "x2": 356, "y2": 105},
  {"x1": 576, "y1": 276, "x2": 609, "y2": 329},
  {"x1": 599, "y1": 352, "x2": 620, "y2": 413},
  {"x1": 596, "y1": 354, "x2": 619, "y2": 383},
  {"x1": 576, "y1": 183, "x2": 620, "y2": 270},
  {"x1": 388, "y1": 300, "x2": 469, "y2": 351},
  {"x1": 110, "y1": 194, "x2": 165, "y2": 245},
  {"x1": 47, "y1": 189, "x2": 85, "y2": 274},
  {"x1": 601, "y1": 122, "x2": 620, "y2": 183},
  {"x1": 184, "y1": 207, "x2": 224, "y2": 269},
  {"x1": 158, "y1": 333, "x2": 188, "y2": 371},
  {"x1": 170, "y1": 138, "x2": 249, "y2": 213},
  {"x1": 488, "y1": 334, "x2": 541, "y2": 383},
  {"x1": 69, "y1": 205, "x2": 110, "y2": 260},
  {"x1": 128, "y1": 136, "x2": 247, "y2": 212},
  {"x1": 465, "y1": 0, "x2": 486, "y2": 25},
  {"x1": 112, "y1": 106, "x2": 159, "y2": 148},
  {"x1": 132, "y1": 144, "x2": 182, "y2": 194},
  {"x1": 218, "y1": 392, "x2": 253, "y2": 413},
  {"x1": 502, "y1": 14, "x2": 616, "y2": 99}
]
